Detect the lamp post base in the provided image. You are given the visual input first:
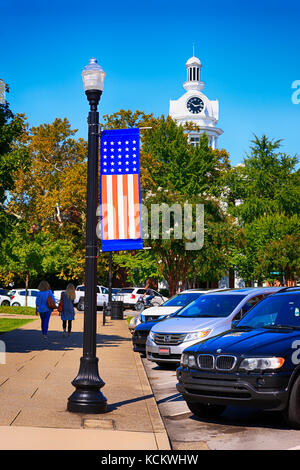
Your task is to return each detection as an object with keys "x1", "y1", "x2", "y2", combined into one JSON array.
[{"x1": 67, "y1": 356, "x2": 107, "y2": 414}]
